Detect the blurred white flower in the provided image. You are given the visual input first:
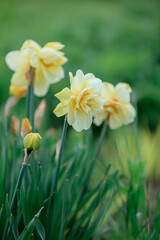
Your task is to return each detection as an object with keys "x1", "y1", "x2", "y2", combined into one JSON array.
[{"x1": 94, "y1": 82, "x2": 136, "y2": 129}]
